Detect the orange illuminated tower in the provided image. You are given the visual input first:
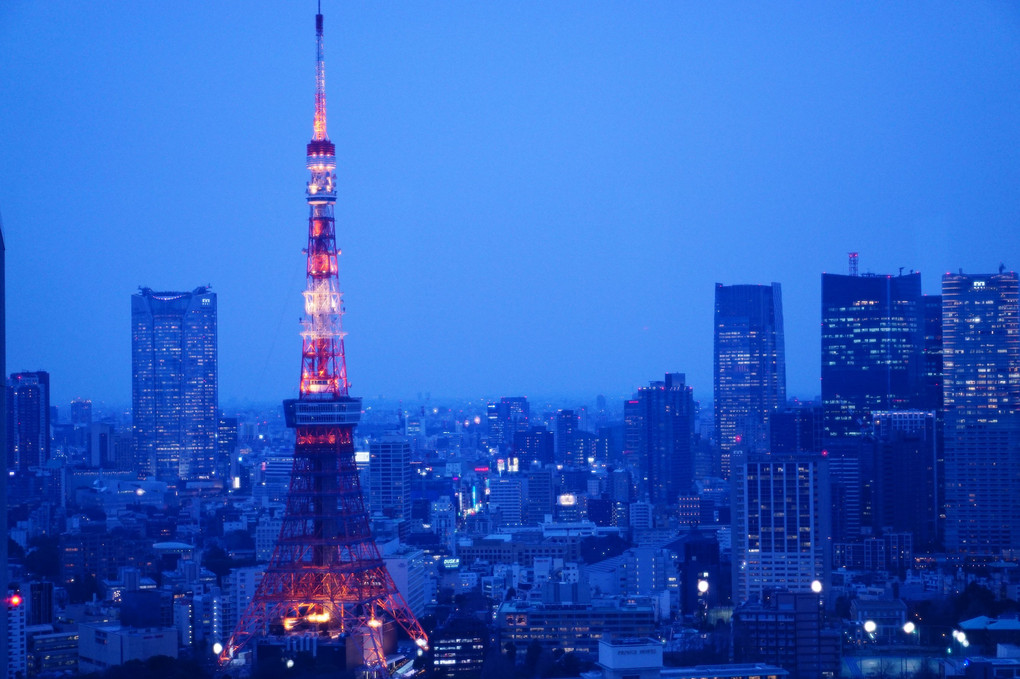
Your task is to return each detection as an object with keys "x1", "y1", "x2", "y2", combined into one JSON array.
[{"x1": 222, "y1": 10, "x2": 428, "y2": 675}]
